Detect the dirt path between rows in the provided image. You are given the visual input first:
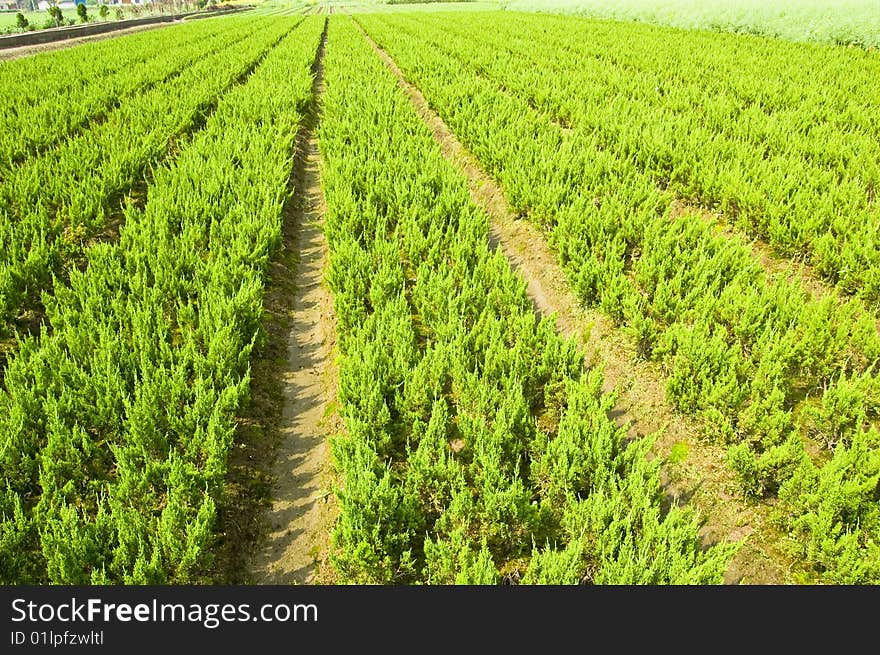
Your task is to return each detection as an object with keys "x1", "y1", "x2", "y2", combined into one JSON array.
[
  {"x1": 357, "y1": 23, "x2": 793, "y2": 585},
  {"x1": 246, "y1": 25, "x2": 338, "y2": 585},
  {"x1": 217, "y1": 22, "x2": 337, "y2": 585}
]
